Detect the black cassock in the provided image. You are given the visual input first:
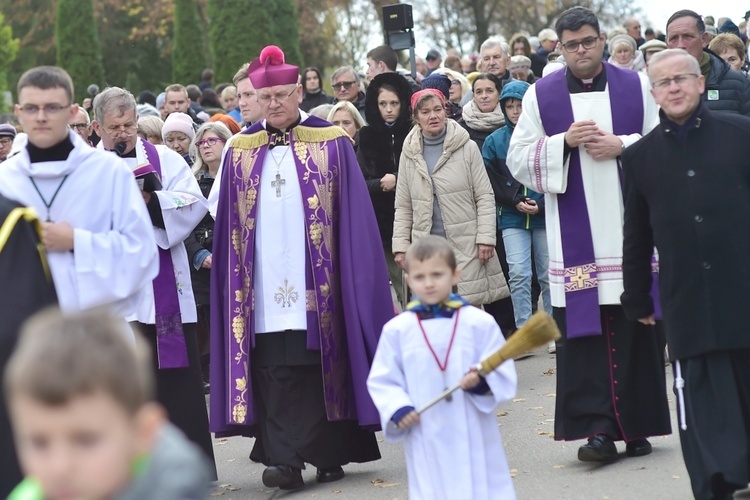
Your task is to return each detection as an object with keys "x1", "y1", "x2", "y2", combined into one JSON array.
[
  {"x1": 0, "y1": 195, "x2": 58, "y2": 497},
  {"x1": 553, "y1": 305, "x2": 672, "y2": 443}
]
